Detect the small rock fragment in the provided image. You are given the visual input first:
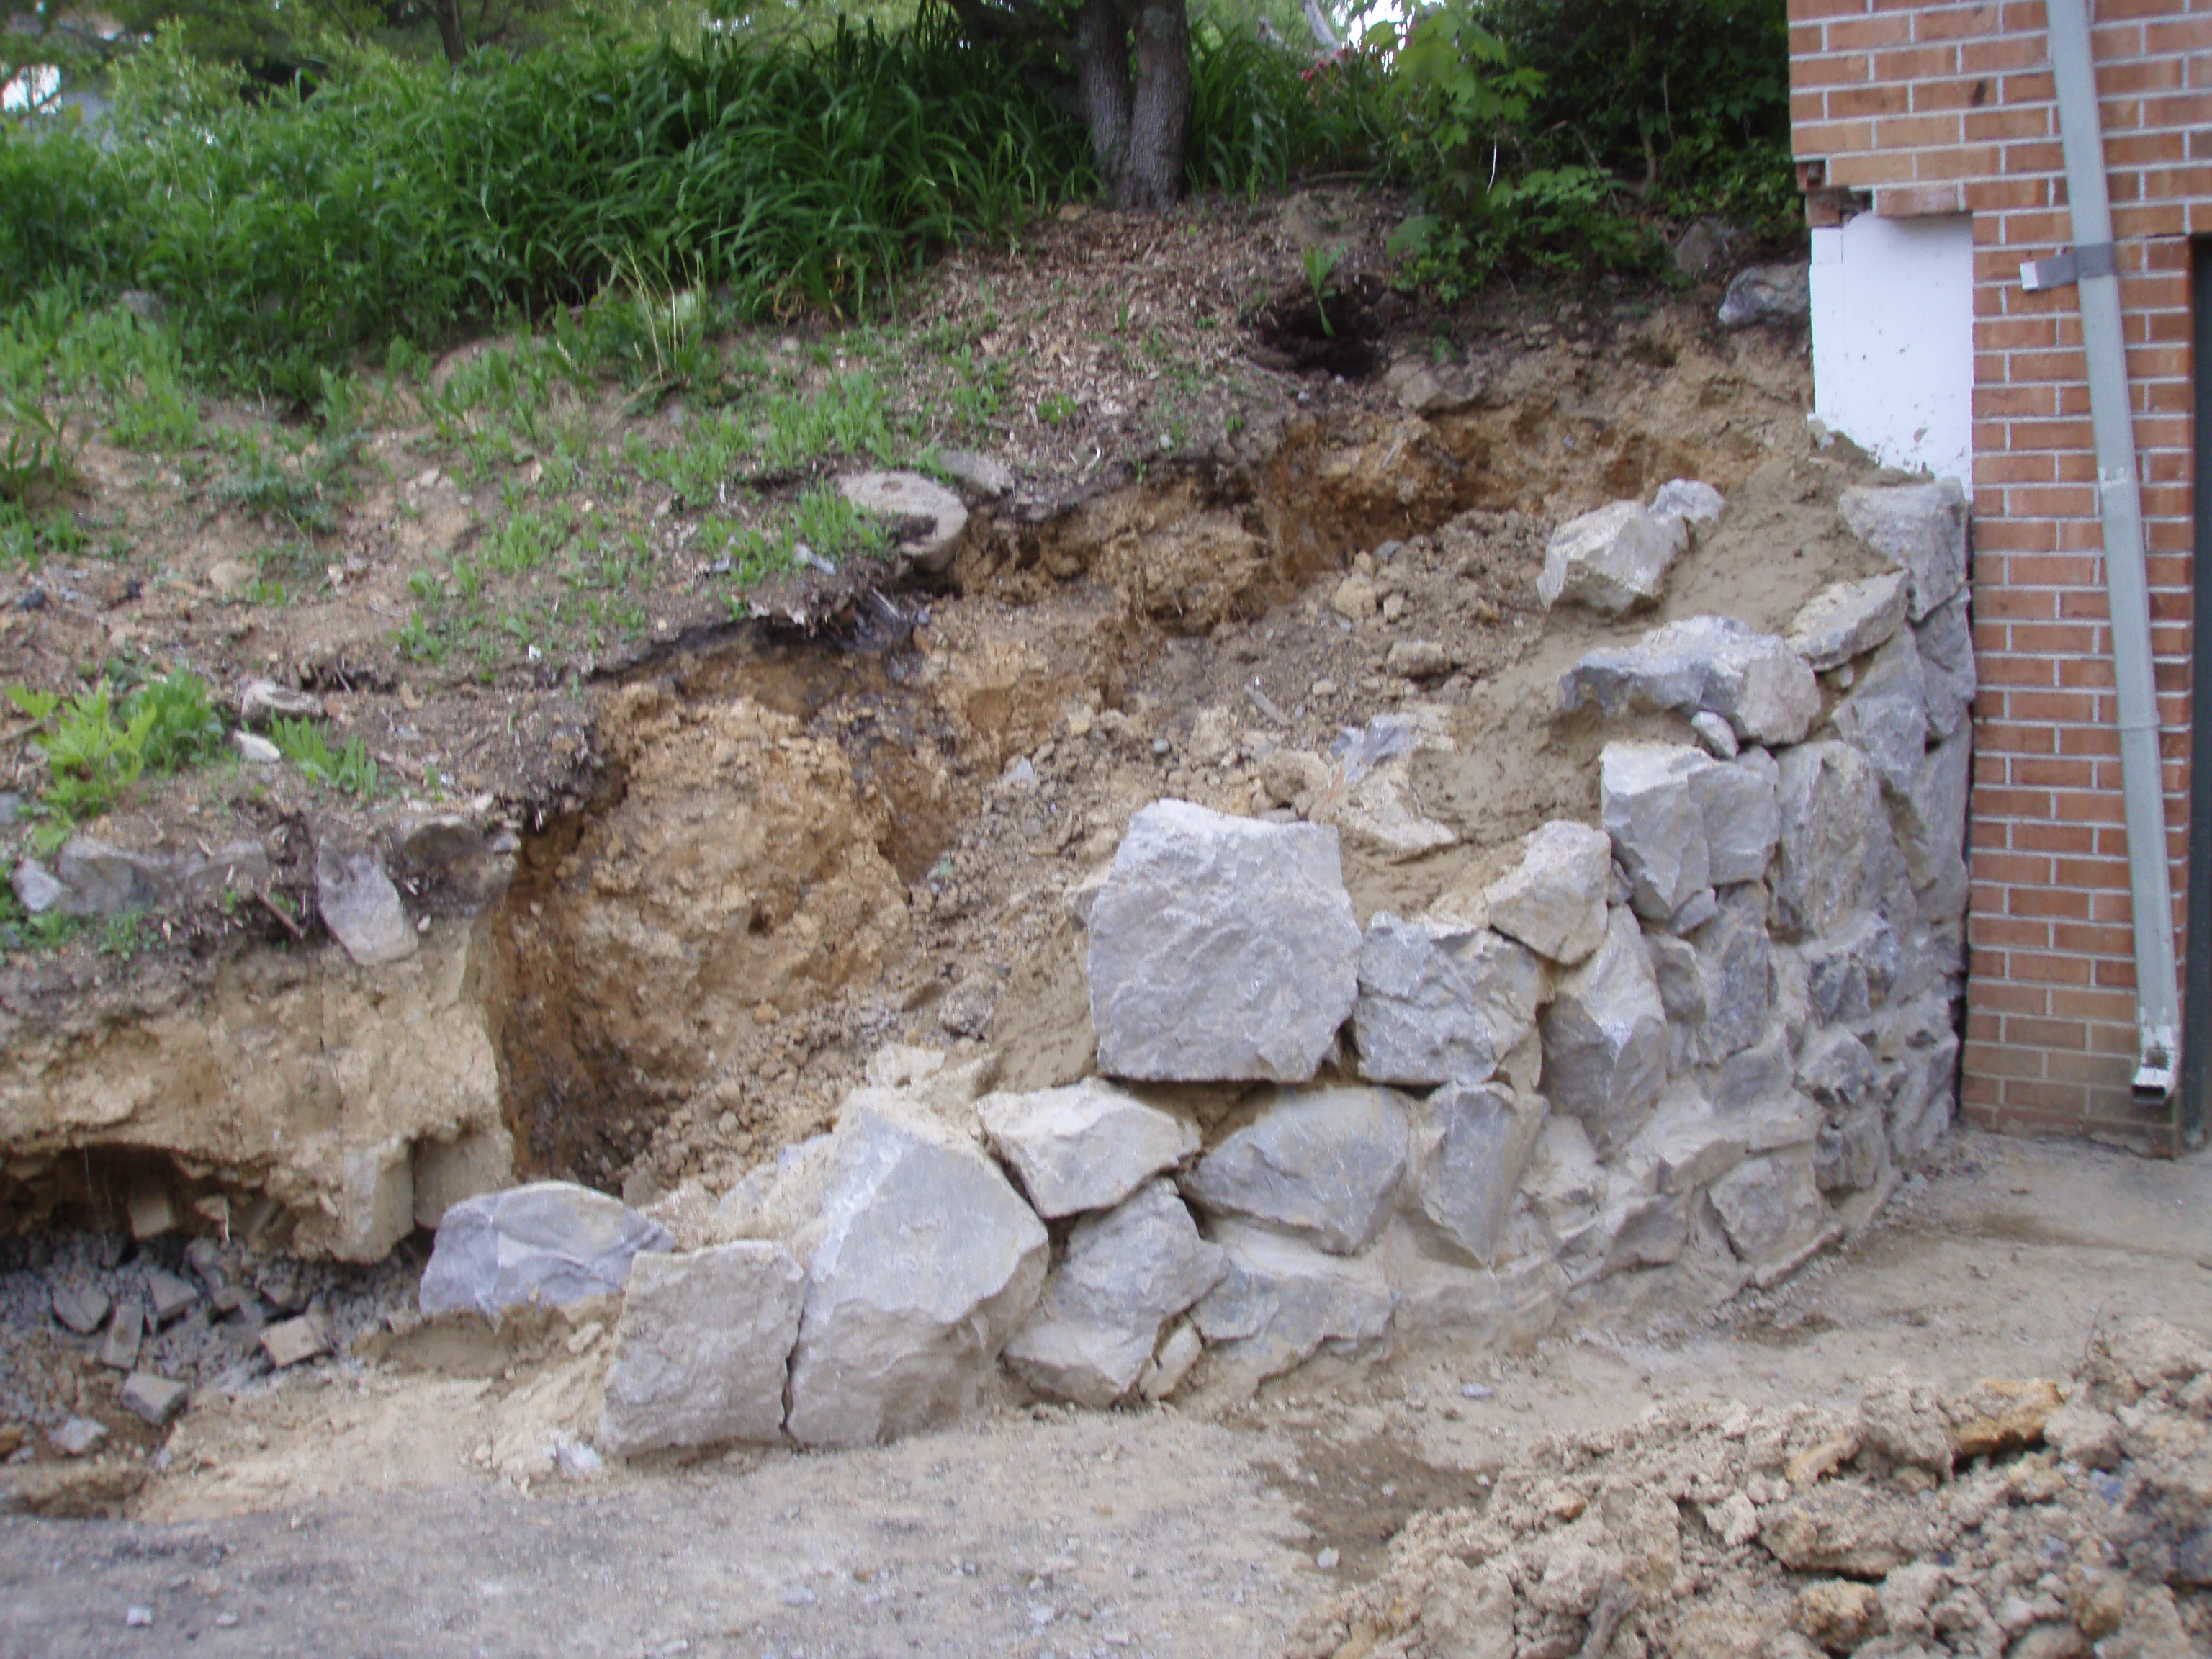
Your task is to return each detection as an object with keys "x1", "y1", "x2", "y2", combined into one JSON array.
[
  {"x1": 50, "y1": 1283, "x2": 111, "y2": 1337},
  {"x1": 120, "y1": 1371, "x2": 189, "y2": 1428},
  {"x1": 258, "y1": 1316, "x2": 328, "y2": 1369},
  {"x1": 51, "y1": 1416, "x2": 109, "y2": 1457}
]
